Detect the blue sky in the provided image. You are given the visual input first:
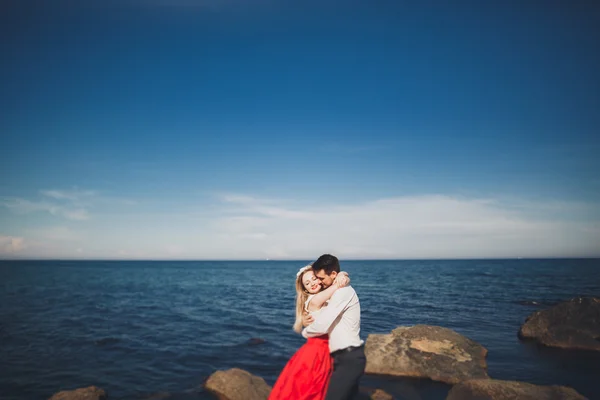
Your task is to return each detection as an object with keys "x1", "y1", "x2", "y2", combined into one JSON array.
[{"x1": 1, "y1": 1, "x2": 599, "y2": 259}]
